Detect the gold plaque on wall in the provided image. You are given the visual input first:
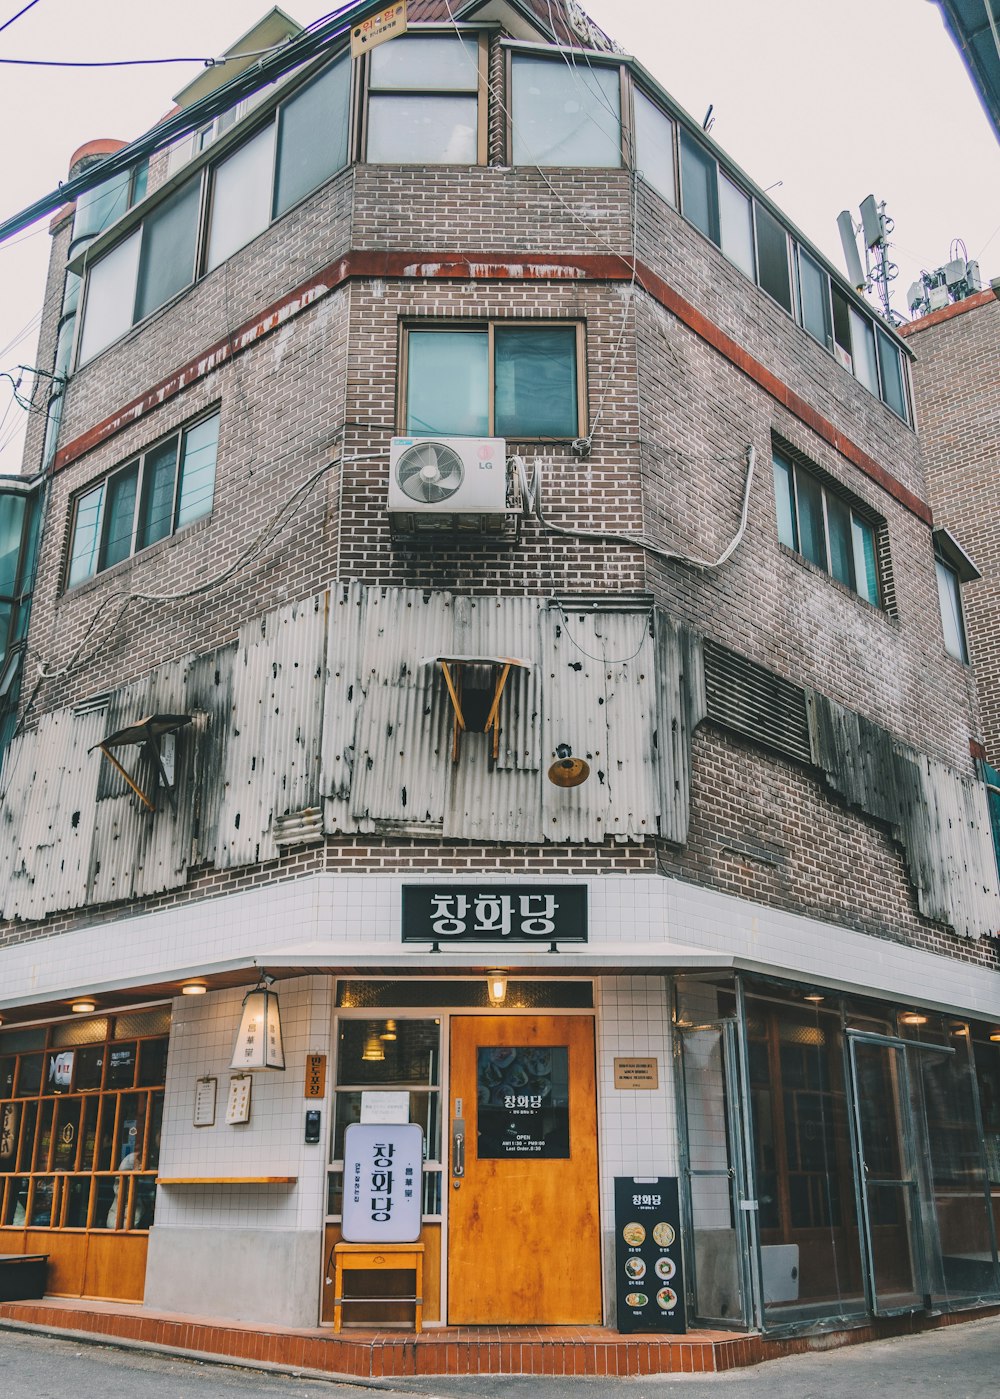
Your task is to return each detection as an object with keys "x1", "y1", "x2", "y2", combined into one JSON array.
[
  {"x1": 613, "y1": 1057, "x2": 659, "y2": 1089},
  {"x1": 305, "y1": 1054, "x2": 327, "y2": 1099}
]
